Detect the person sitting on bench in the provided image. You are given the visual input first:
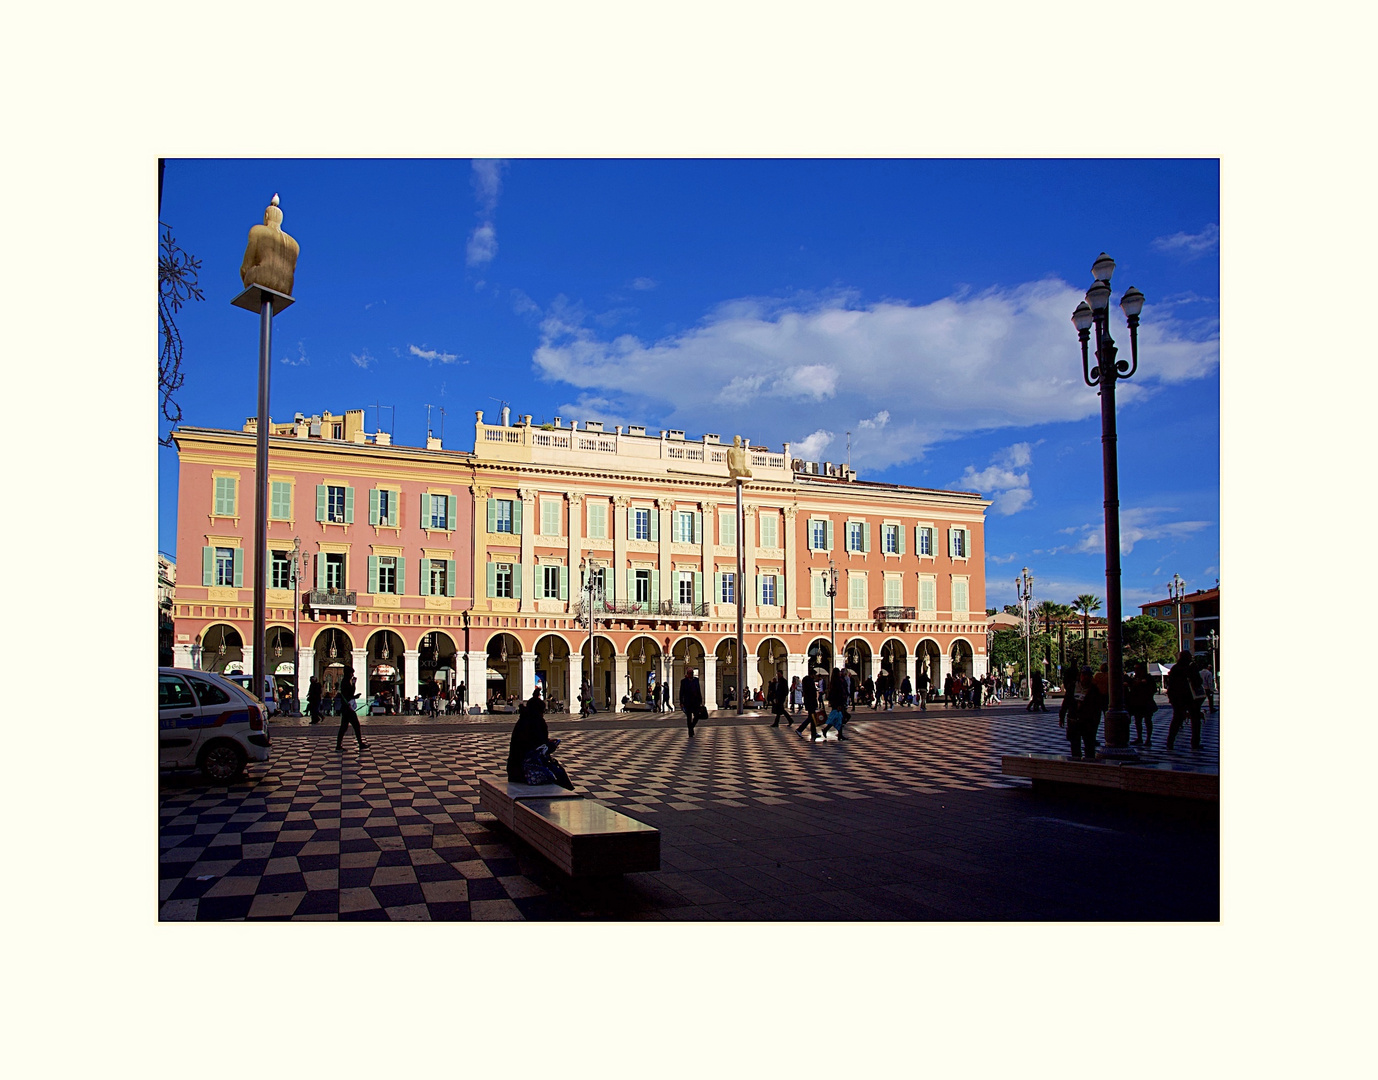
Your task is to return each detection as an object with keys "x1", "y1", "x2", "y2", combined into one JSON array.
[{"x1": 505, "y1": 693, "x2": 573, "y2": 789}]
